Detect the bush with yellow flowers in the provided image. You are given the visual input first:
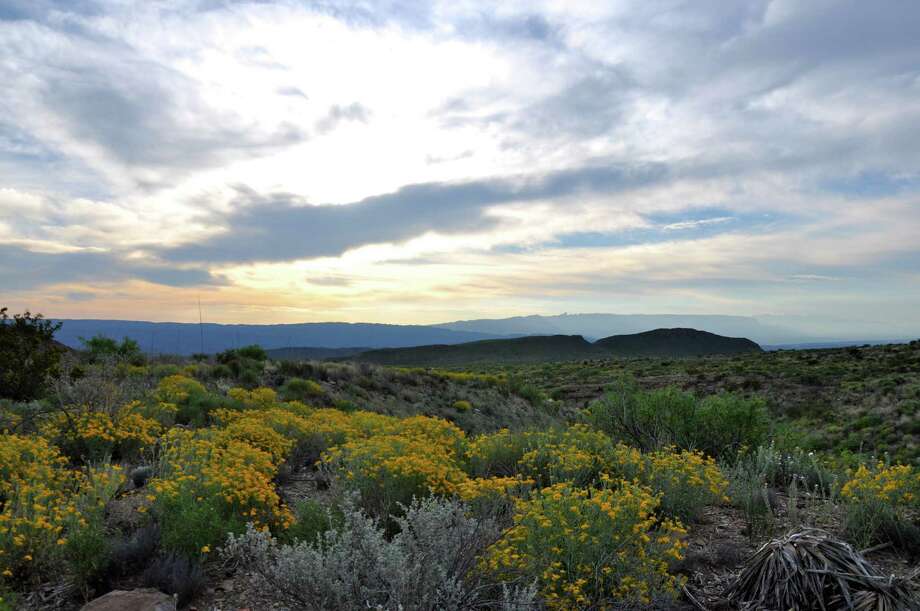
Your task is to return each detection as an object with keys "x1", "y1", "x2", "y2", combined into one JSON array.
[
  {"x1": 390, "y1": 415, "x2": 468, "y2": 457},
  {"x1": 155, "y1": 374, "x2": 207, "y2": 405},
  {"x1": 150, "y1": 429, "x2": 293, "y2": 558},
  {"x1": 0, "y1": 435, "x2": 123, "y2": 590},
  {"x1": 639, "y1": 448, "x2": 729, "y2": 522},
  {"x1": 321, "y1": 433, "x2": 468, "y2": 520},
  {"x1": 842, "y1": 463, "x2": 919, "y2": 507},
  {"x1": 517, "y1": 425, "x2": 619, "y2": 487},
  {"x1": 227, "y1": 387, "x2": 277, "y2": 410},
  {"x1": 455, "y1": 475, "x2": 533, "y2": 517},
  {"x1": 39, "y1": 405, "x2": 161, "y2": 463},
  {"x1": 467, "y1": 429, "x2": 532, "y2": 477},
  {"x1": 483, "y1": 481, "x2": 687, "y2": 609},
  {"x1": 0, "y1": 403, "x2": 21, "y2": 433},
  {"x1": 841, "y1": 462, "x2": 919, "y2": 547},
  {"x1": 155, "y1": 374, "x2": 219, "y2": 425},
  {"x1": 218, "y1": 417, "x2": 294, "y2": 464}
]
